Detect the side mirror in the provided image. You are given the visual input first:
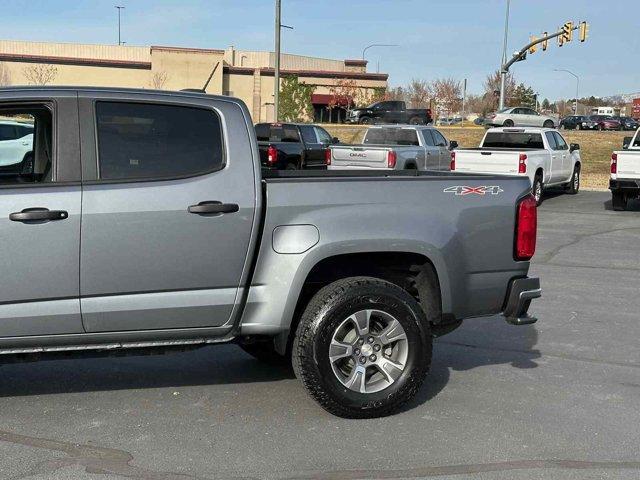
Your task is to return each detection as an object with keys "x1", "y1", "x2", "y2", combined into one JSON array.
[
  {"x1": 623, "y1": 137, "x2": 633, "y2": 149},
  {"x1": 332, "y1": 137, "x2": 340, "y2": 144},
  {"x1": 449, "y1": 140, "x2": 458, "y2": 150},
  {"x1": 570, "y1": 143, "x2": 580, "y2": 152}
]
